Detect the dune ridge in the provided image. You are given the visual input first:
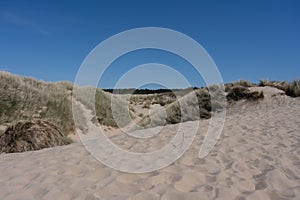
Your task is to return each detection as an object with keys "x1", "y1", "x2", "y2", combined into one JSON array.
[{"x1": 0, "y1": 86, "x2": 299, "y2": 199}]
